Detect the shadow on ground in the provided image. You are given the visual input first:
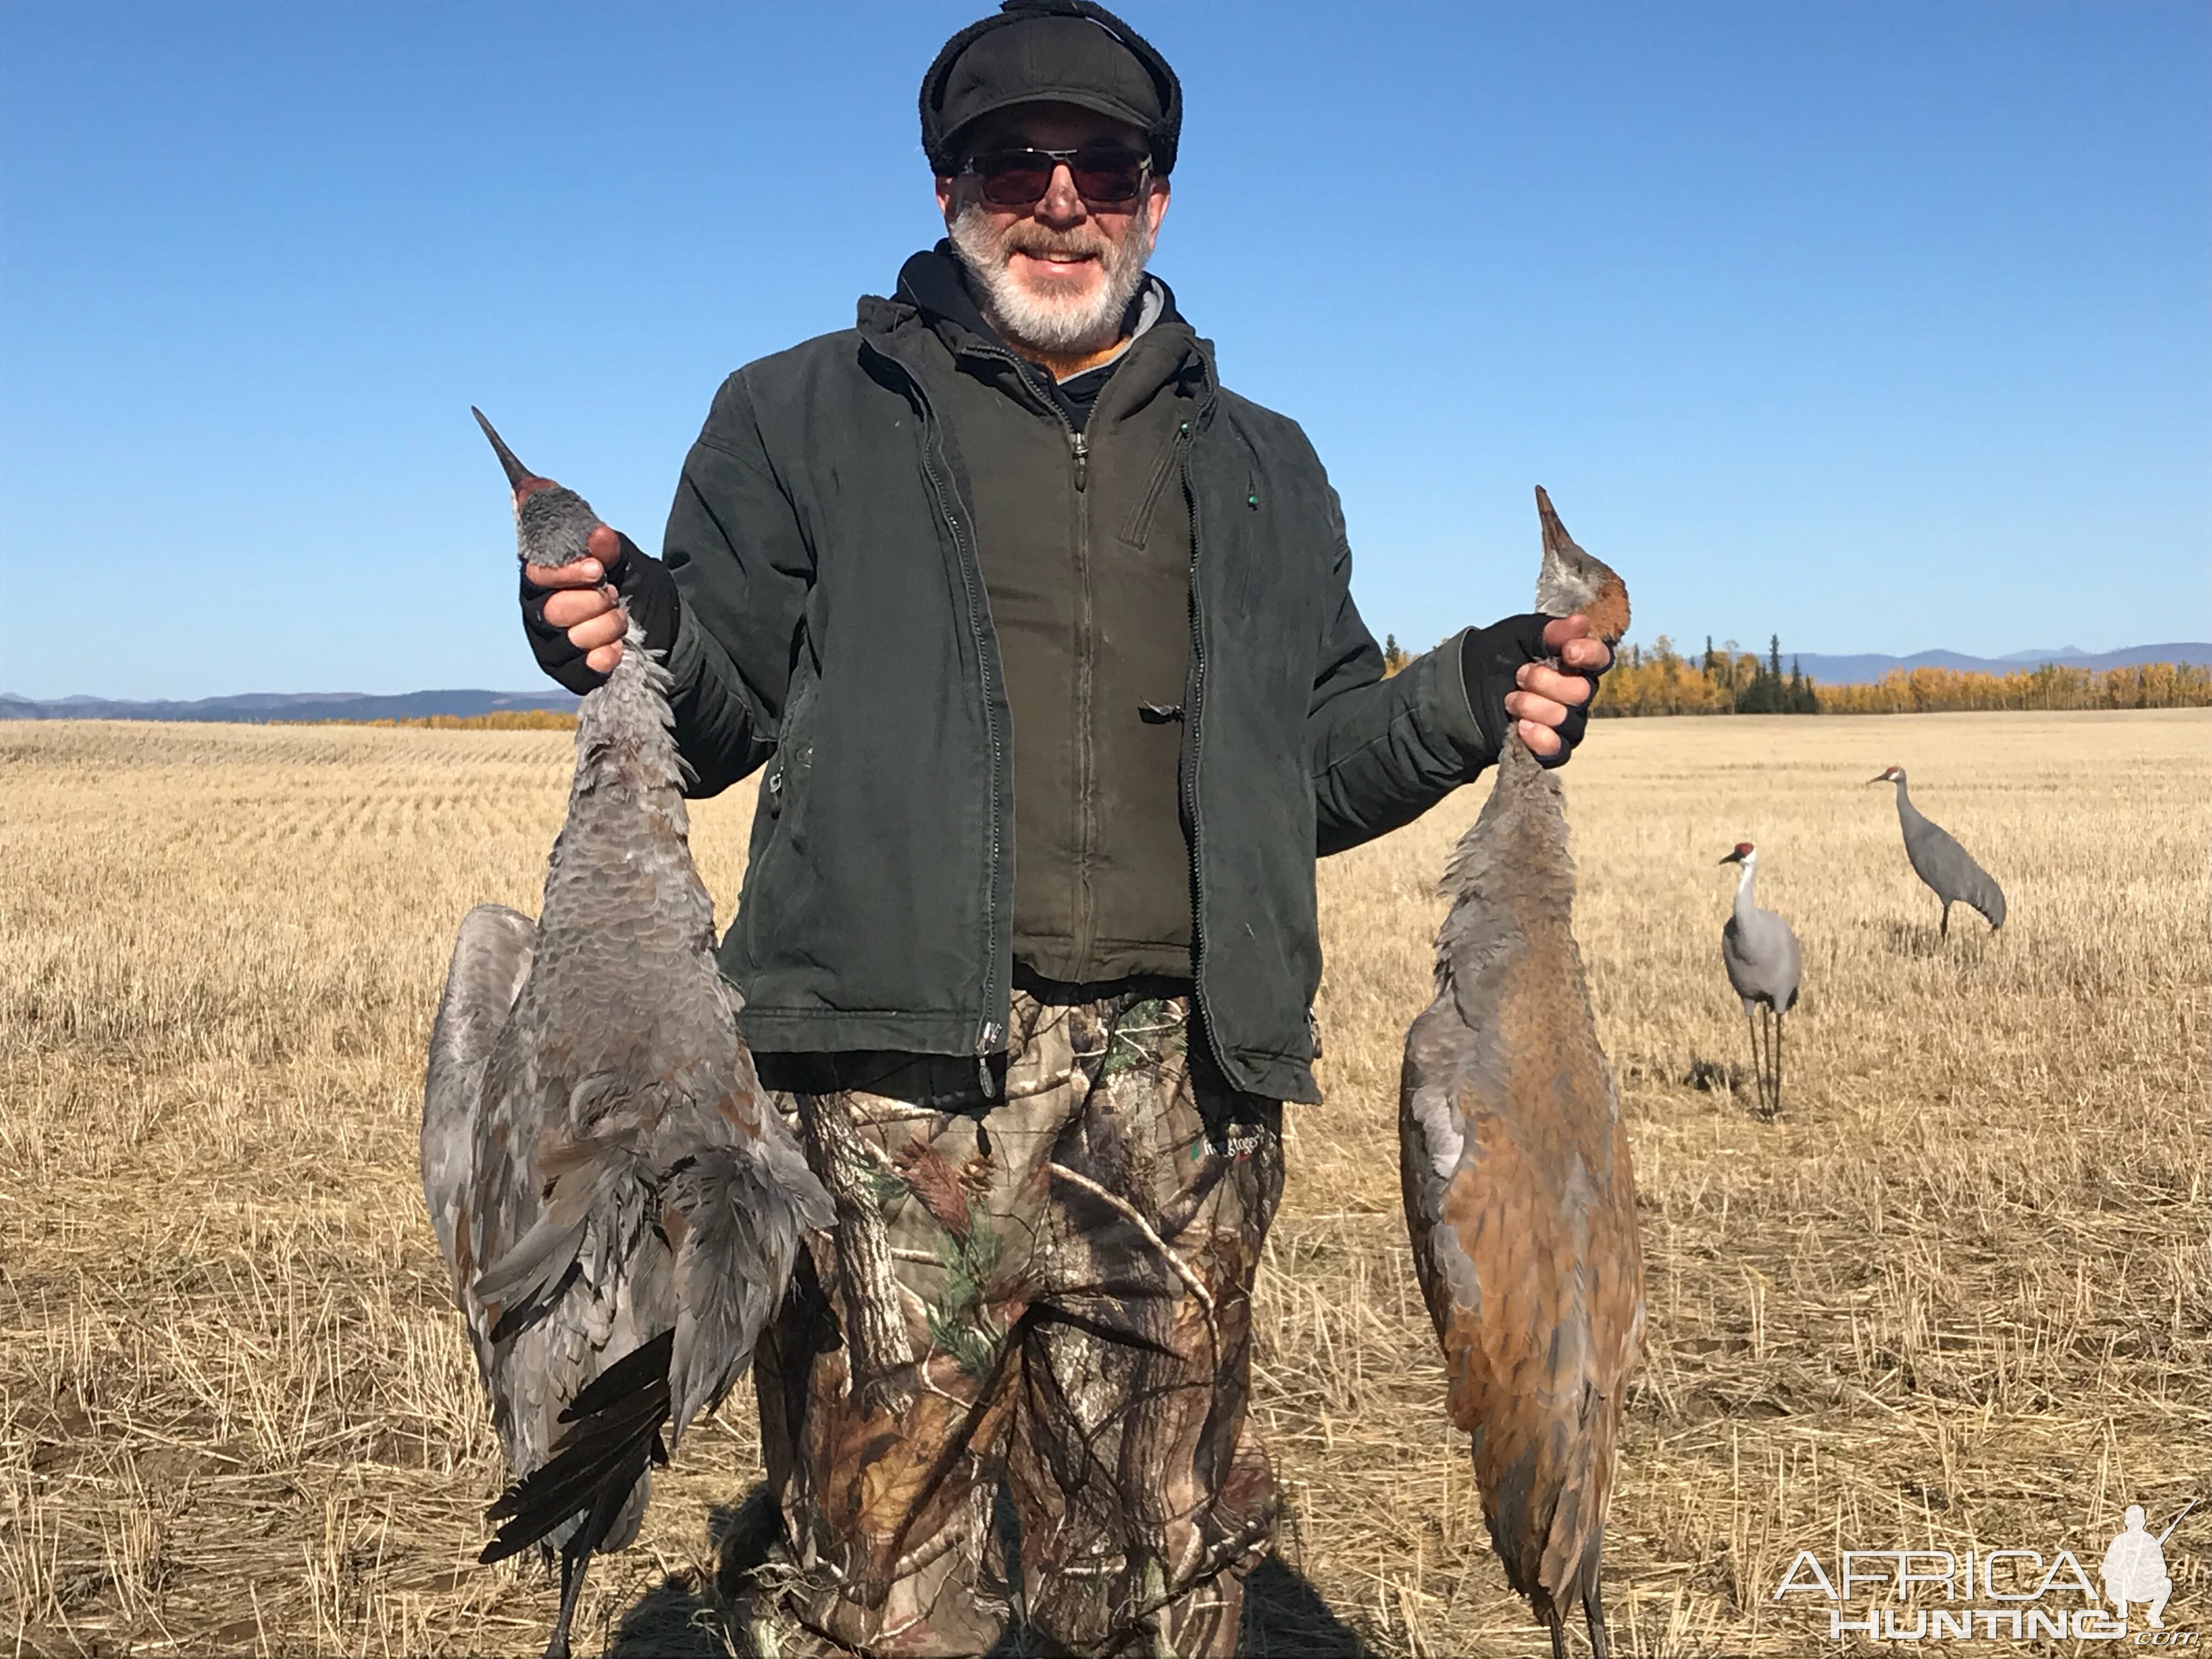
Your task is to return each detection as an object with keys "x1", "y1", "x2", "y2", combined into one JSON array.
[
  {"x1": 1882, "y1": 918, "x2": 1996, "y2": 960},
  {"x1": 605, "y1": 1487, "x2": 1371, "y2": 1657}
]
